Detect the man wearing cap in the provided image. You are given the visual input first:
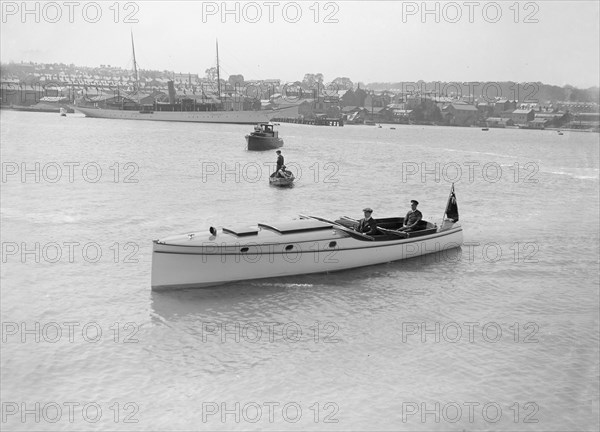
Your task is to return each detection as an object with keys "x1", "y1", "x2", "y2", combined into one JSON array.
[
  {"x1": 276, "y1": 150, "x2": 284, "y2": 171},
  {"x1": 398, "y1": 200, "x2": 423, "y2": 232},
  {"x1": 356, "y1": 208, "x2": 378, "y2": 235},
  {"x1": 271, "y1": 150, "x2": 284, "y2": 178}
]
